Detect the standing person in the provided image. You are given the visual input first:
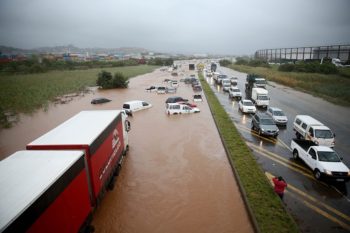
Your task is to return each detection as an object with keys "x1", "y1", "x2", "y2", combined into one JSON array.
[{"x1": 272, "y1": 176, "x2": 287, "y2": 200}]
